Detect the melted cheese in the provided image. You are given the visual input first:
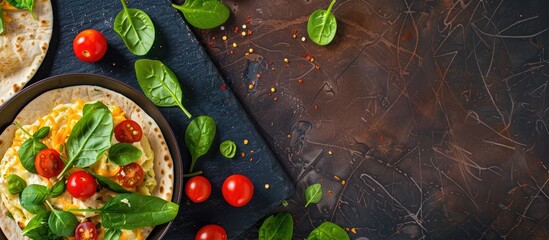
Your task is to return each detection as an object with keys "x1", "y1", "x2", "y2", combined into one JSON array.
[{"x1": 0, "y1": 101, "x2": 157, "y2": 238}]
